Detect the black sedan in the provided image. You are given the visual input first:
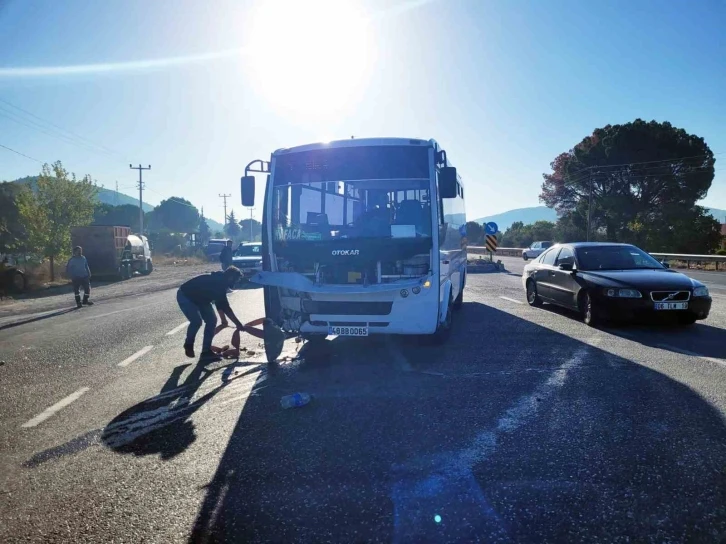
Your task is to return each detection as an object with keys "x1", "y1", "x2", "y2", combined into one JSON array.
[{"x1": 521, "y1": 243, "x2": 712, "y2": 325}]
